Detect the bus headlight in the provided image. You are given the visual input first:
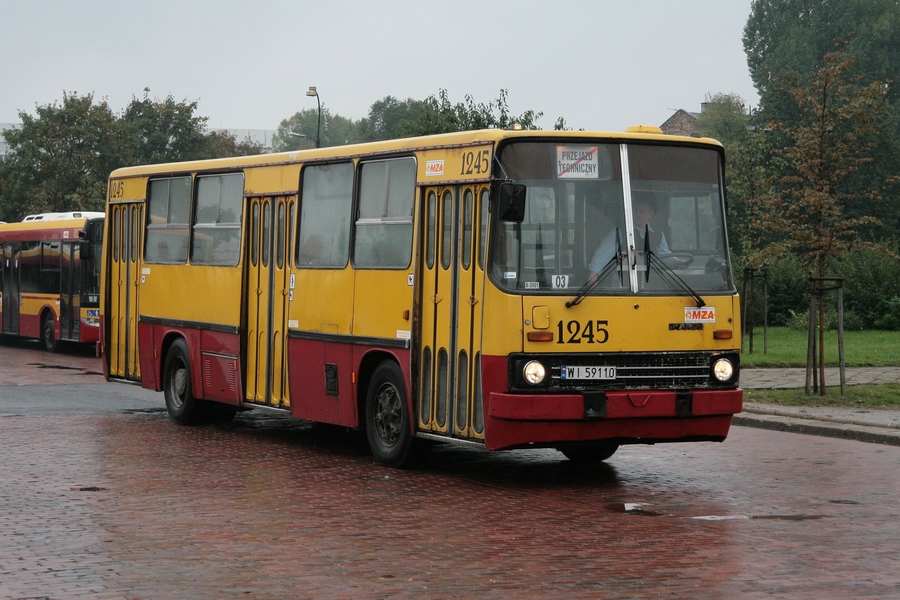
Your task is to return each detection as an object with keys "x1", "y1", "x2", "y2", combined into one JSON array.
[
  {"x1": 712, "y1": 358, "x2": 734, "y2": 382},
  {"x1": 523, "y1": 360, "x2": 546, "y2": 385}
]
